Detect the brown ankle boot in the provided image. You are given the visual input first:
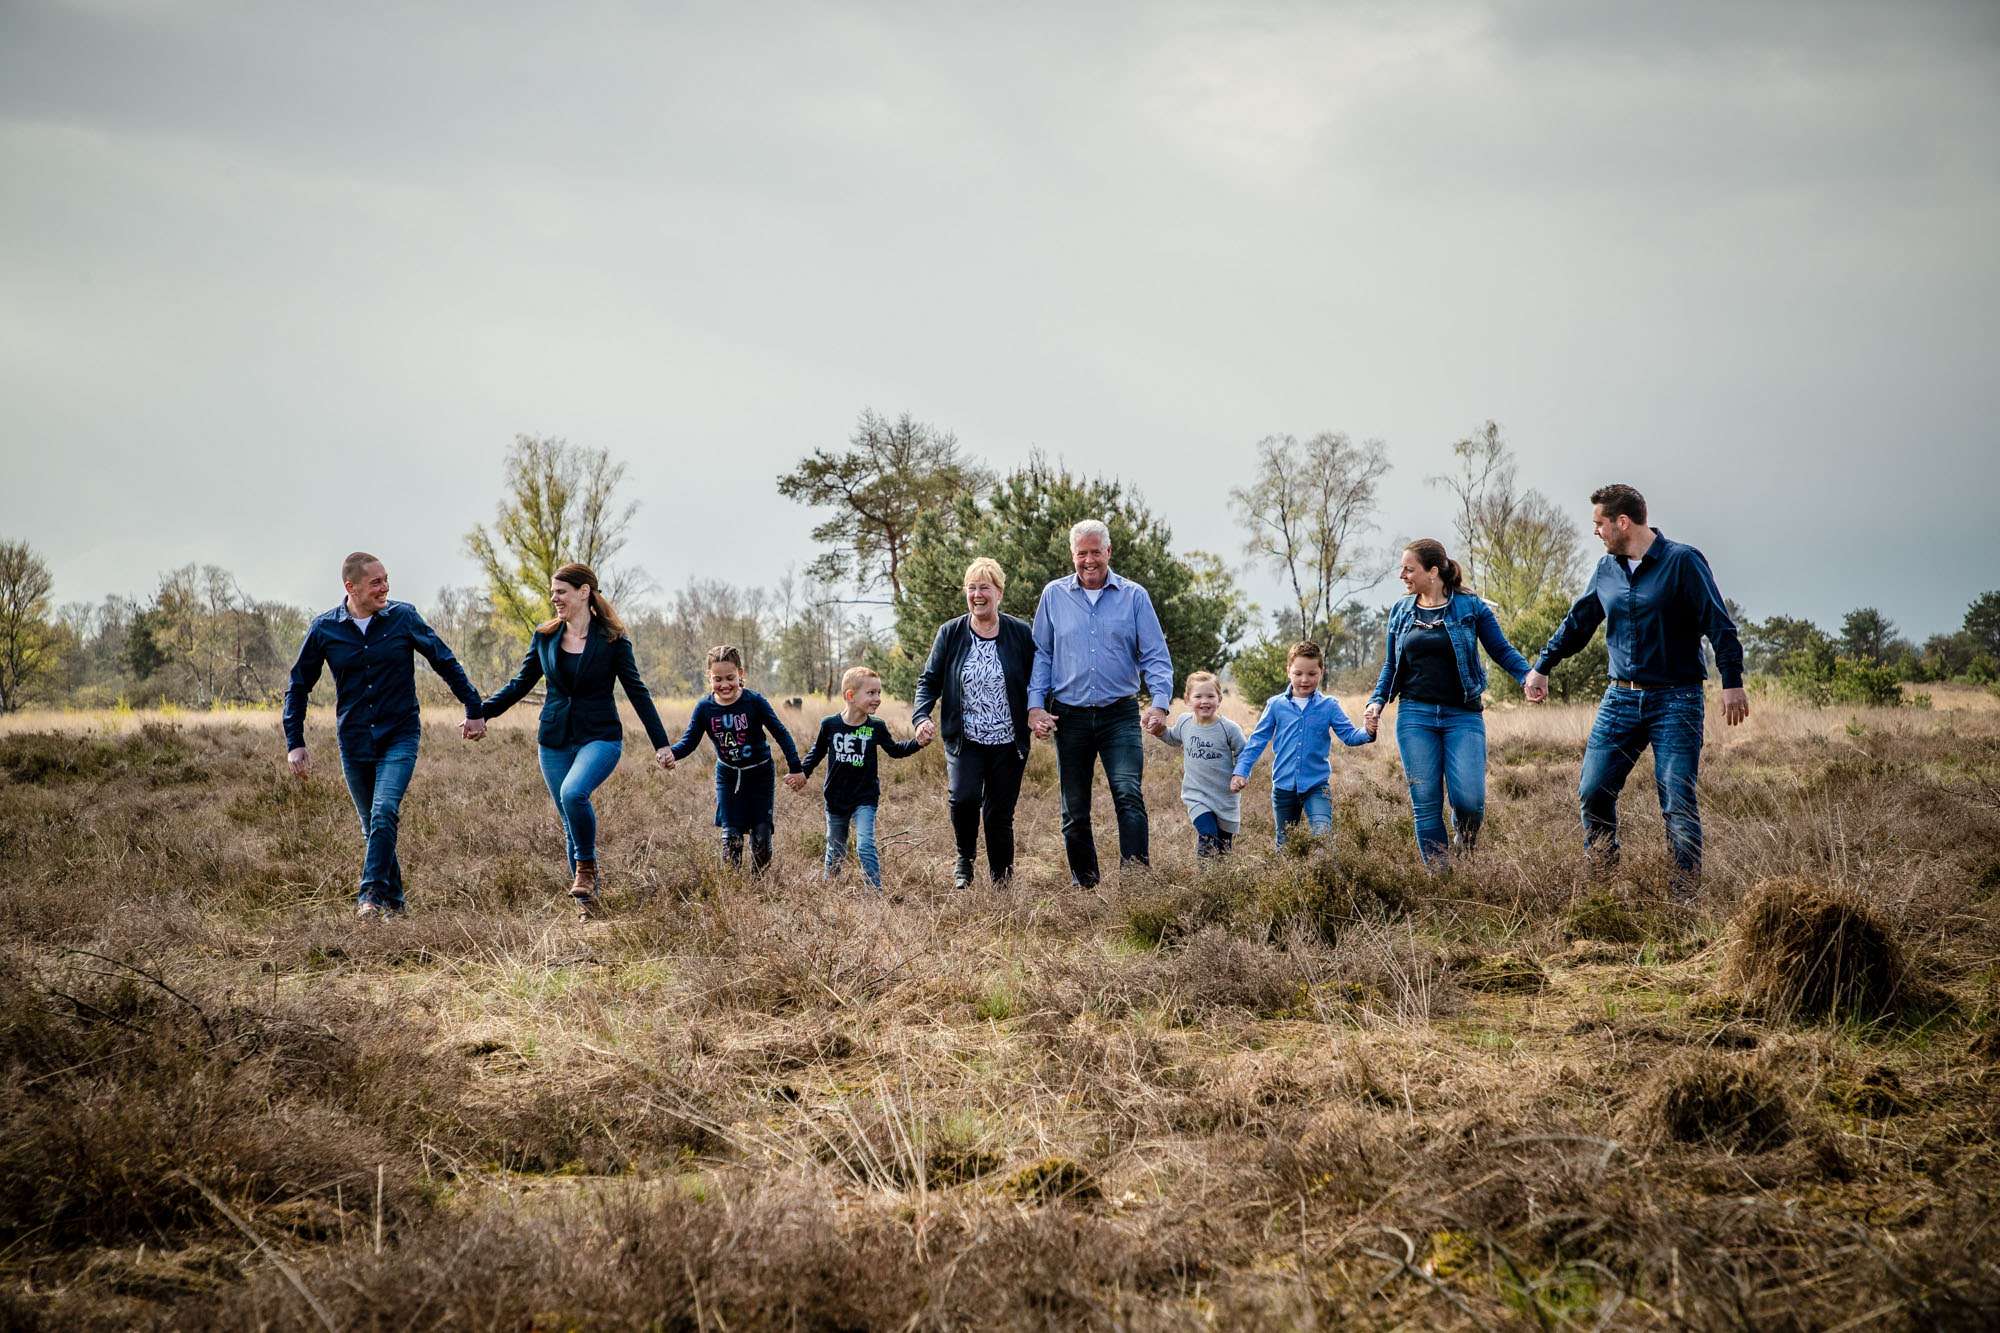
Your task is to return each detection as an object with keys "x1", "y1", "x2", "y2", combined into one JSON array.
[{"x1": 570, "y1": 859, "x2": 599, "y2": 903}]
